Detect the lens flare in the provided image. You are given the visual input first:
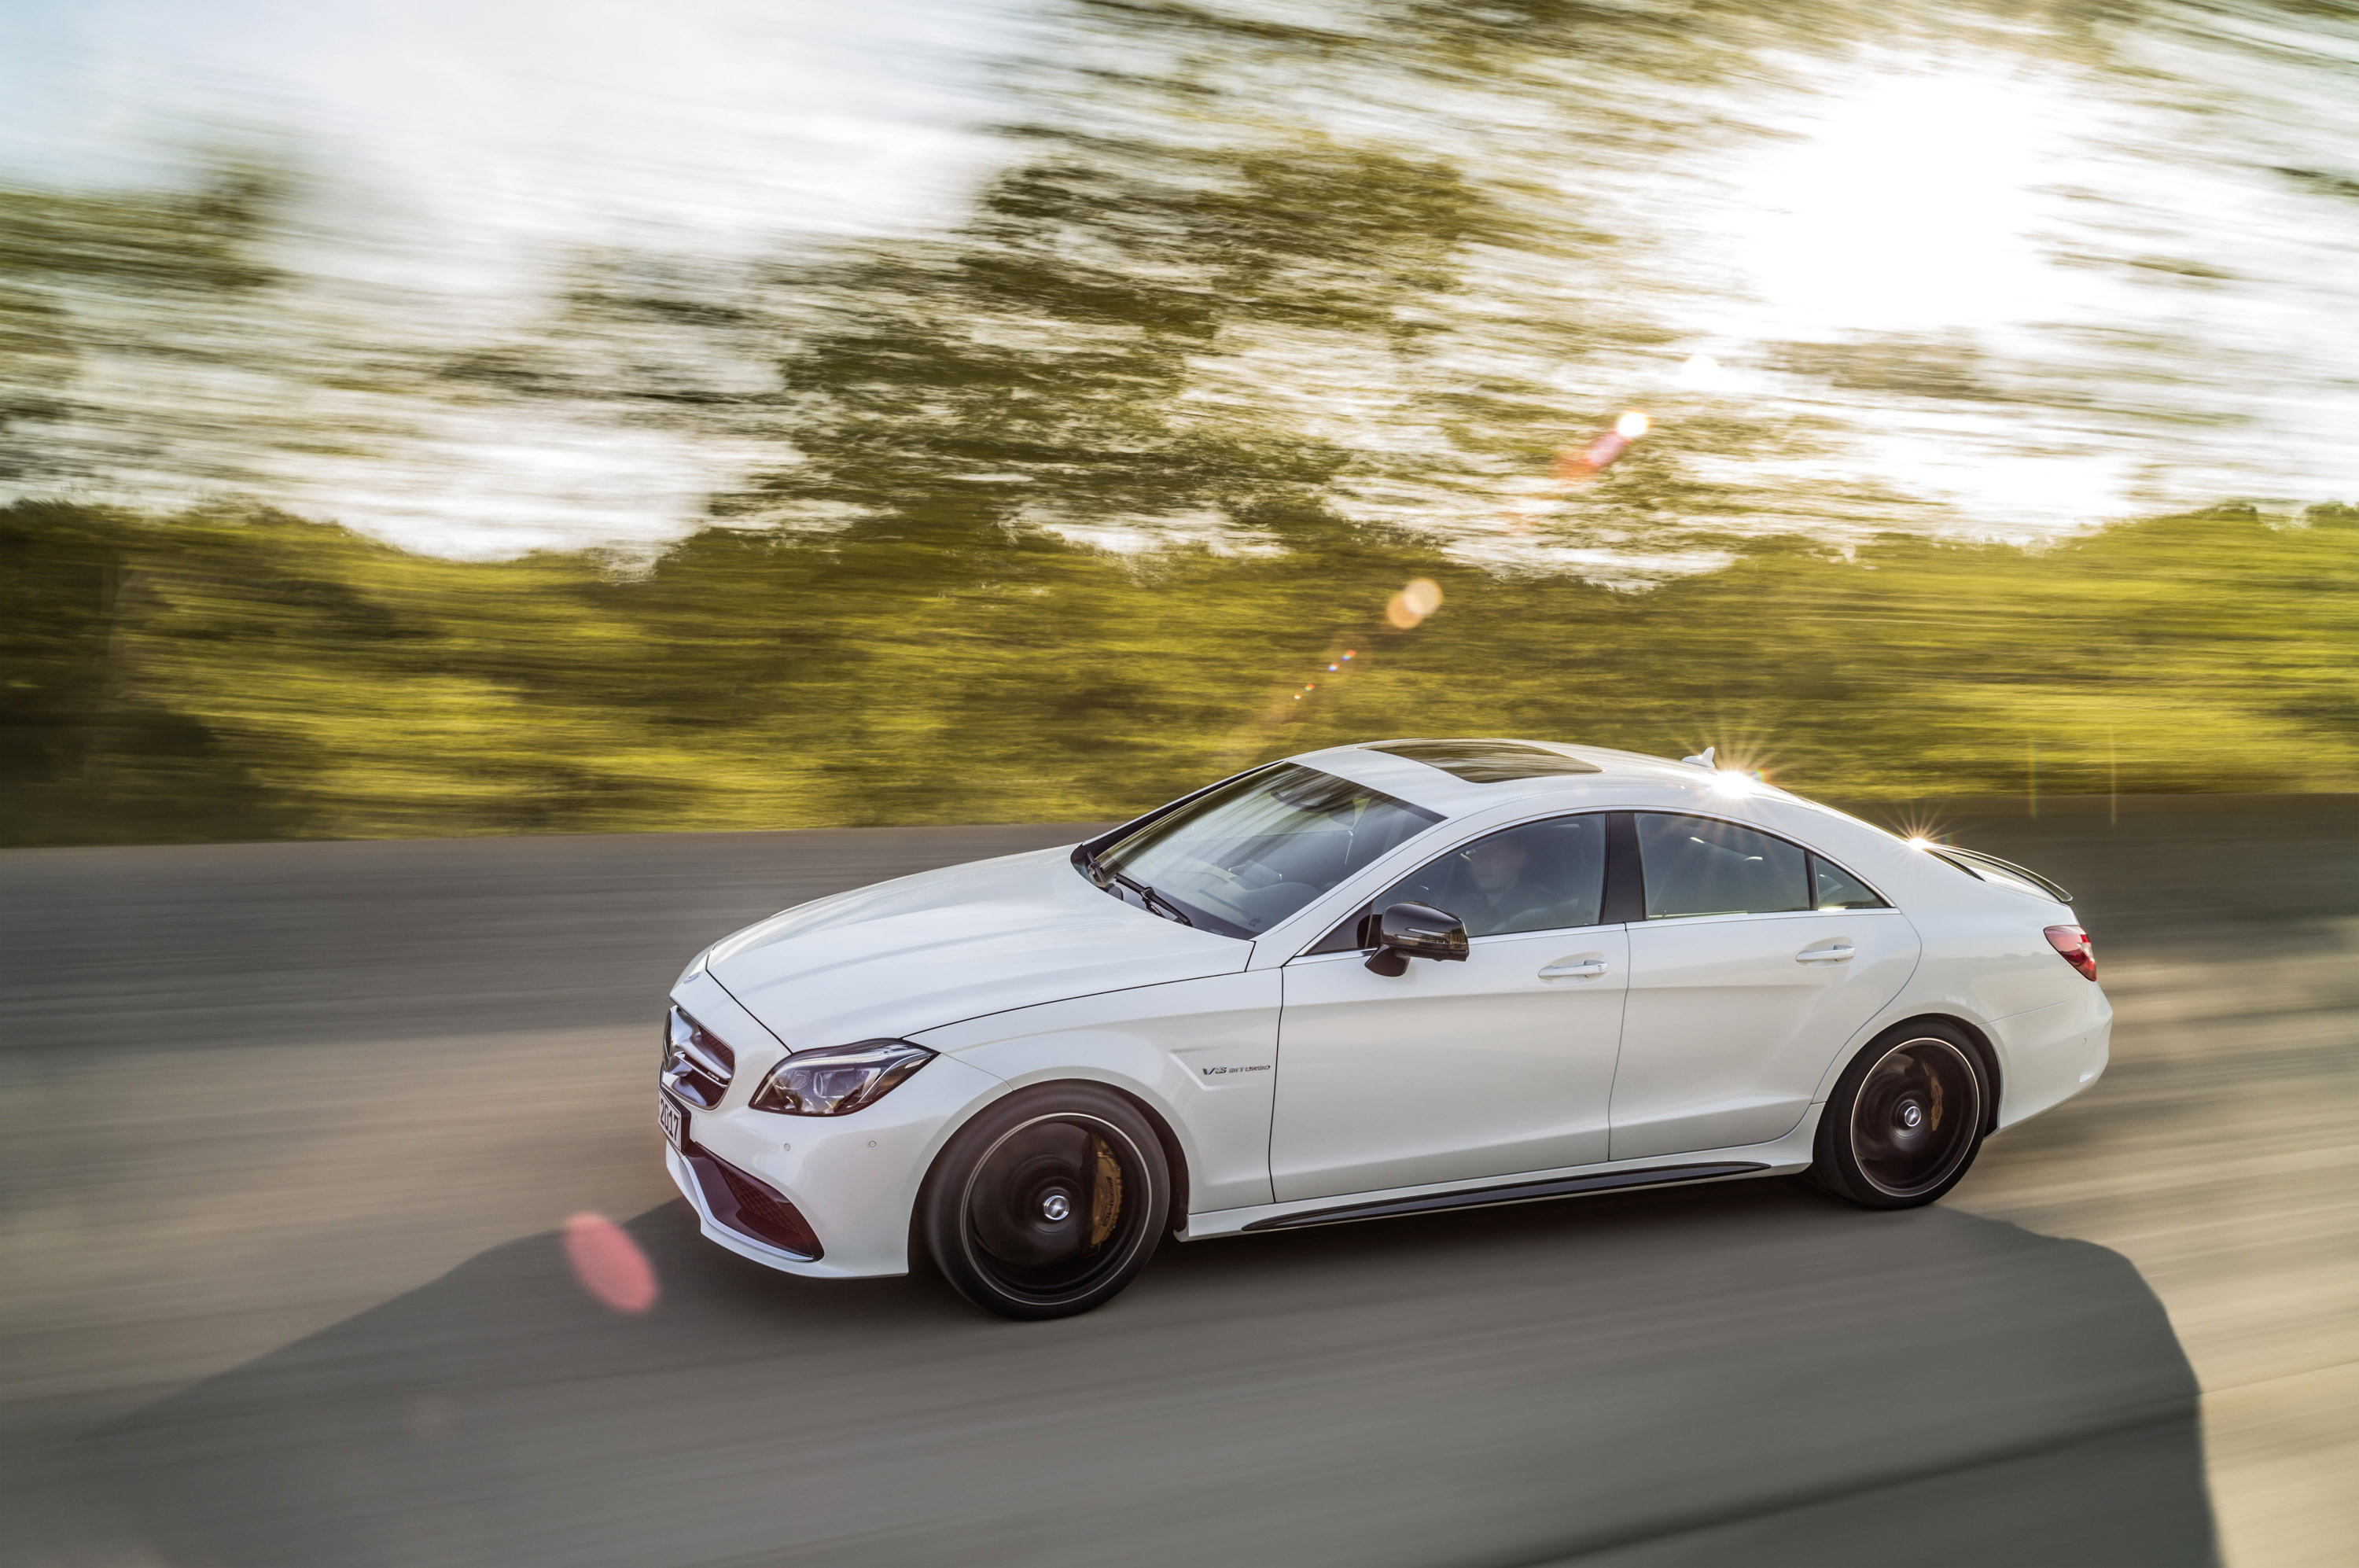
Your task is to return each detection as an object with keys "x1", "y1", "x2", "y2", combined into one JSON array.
[
  {"x1": 563, "y1": 1212, "x2": 658, "y2": 1314},
  {"x1": 1557, "y1": 412, "x2": 1652, "y2": 482},
  {"x1": 1386, "y1": 577, "x2": 1445, "y2": 629},
  {"x1": 1879, "y1": 805, "x2": 1963, "y2": 848}
]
